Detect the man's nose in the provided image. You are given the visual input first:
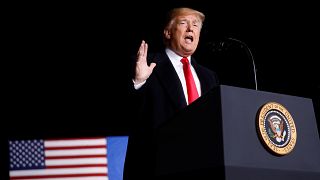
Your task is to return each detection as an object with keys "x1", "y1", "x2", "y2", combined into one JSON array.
[{"x1": 186, "y1": 23, "x2": 194, "y2": 32}]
